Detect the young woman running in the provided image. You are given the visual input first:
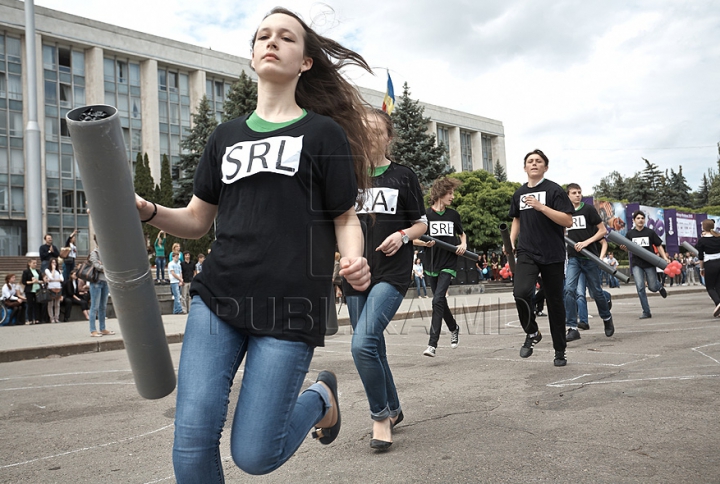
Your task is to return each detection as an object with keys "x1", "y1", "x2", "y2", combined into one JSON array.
[
  {"x1": 344, "y1": 109, "x2": 426, "y2": 451},
  {"x1": 135, "y1": 8, "x2": 373, "y2": 480},
  {"x1": 696, "y1": 219, "x2": 720, "y2": 317}
]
